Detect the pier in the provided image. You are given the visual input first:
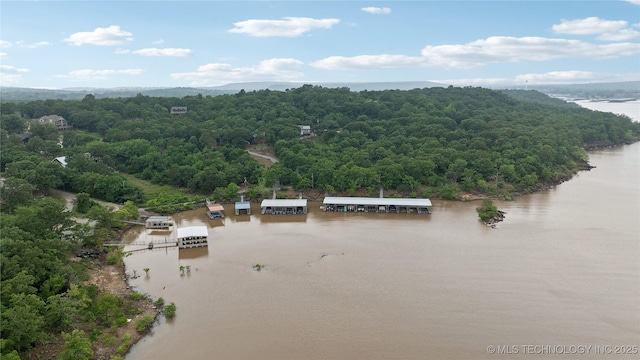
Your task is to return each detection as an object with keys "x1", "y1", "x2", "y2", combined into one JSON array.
[
  {"x1": 260, "y1": 199, "x2": 308, "y2": 215},
  {"x1": 206, "y1": 199, "x2": 225, "y2": 219},
  {"x1": 322, "y1": 197, "x2": 432, "y2": 214}
]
